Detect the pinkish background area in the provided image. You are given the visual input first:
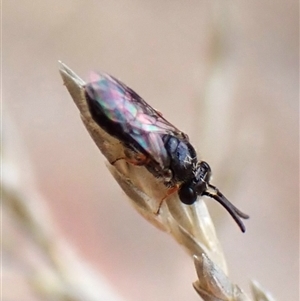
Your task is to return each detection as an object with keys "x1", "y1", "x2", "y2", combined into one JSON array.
[{"x1": 3, "y1": 1, "x2": 299, "y2": 301}]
